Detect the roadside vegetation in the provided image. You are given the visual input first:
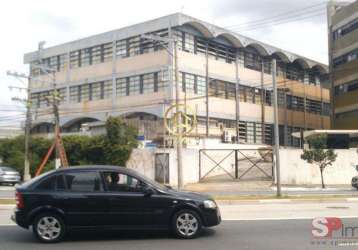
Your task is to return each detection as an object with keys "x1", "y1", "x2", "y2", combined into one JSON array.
[
  {"x1": 0, "y1": 117, "x2": 138, "y2": 177},
  {"x1": 300, "y1": 134, "x2": 337, "y2": 189}
]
